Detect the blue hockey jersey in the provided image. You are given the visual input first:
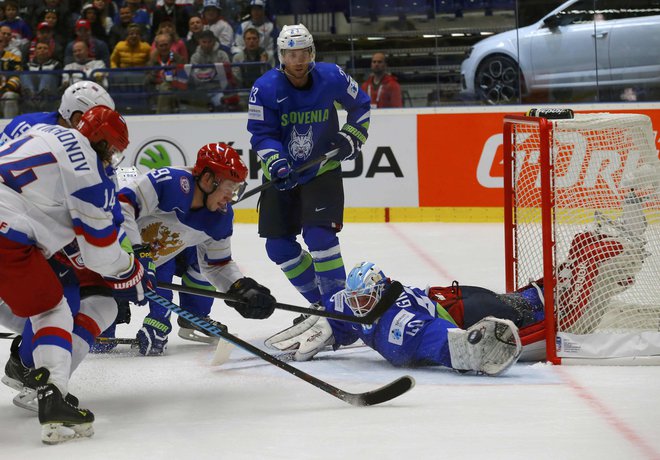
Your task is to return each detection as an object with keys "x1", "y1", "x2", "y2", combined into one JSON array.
[
  {"x1": 327, "y1": 285, "x2": 457, "y2": 367},
  {"x1": 247, "y1": 62, "x2": 371, "y2": 184}
]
